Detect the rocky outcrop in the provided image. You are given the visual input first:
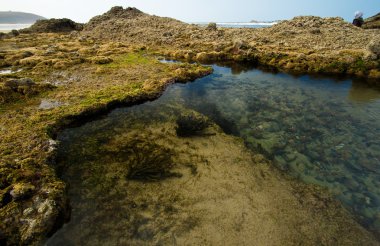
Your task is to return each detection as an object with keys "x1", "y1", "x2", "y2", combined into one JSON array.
[
  {"x1": 85, "y1": 6, "x2": 144, "y2": 28},
  {"x1": 363, "y1": 12, "x2": 380, "y2": 29},
  {"x1": 82, "y1": 6, "x2": 187, "y2": 44},
  {"x1": 20, "y1": 18, "x2": 83, "y2": 33},
  {"x1": 81, "y1": 8, "x2": 380, "y2": 80},
  {"x1": 0, "y1": 78, "x2": 55, "y2": 104}
]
